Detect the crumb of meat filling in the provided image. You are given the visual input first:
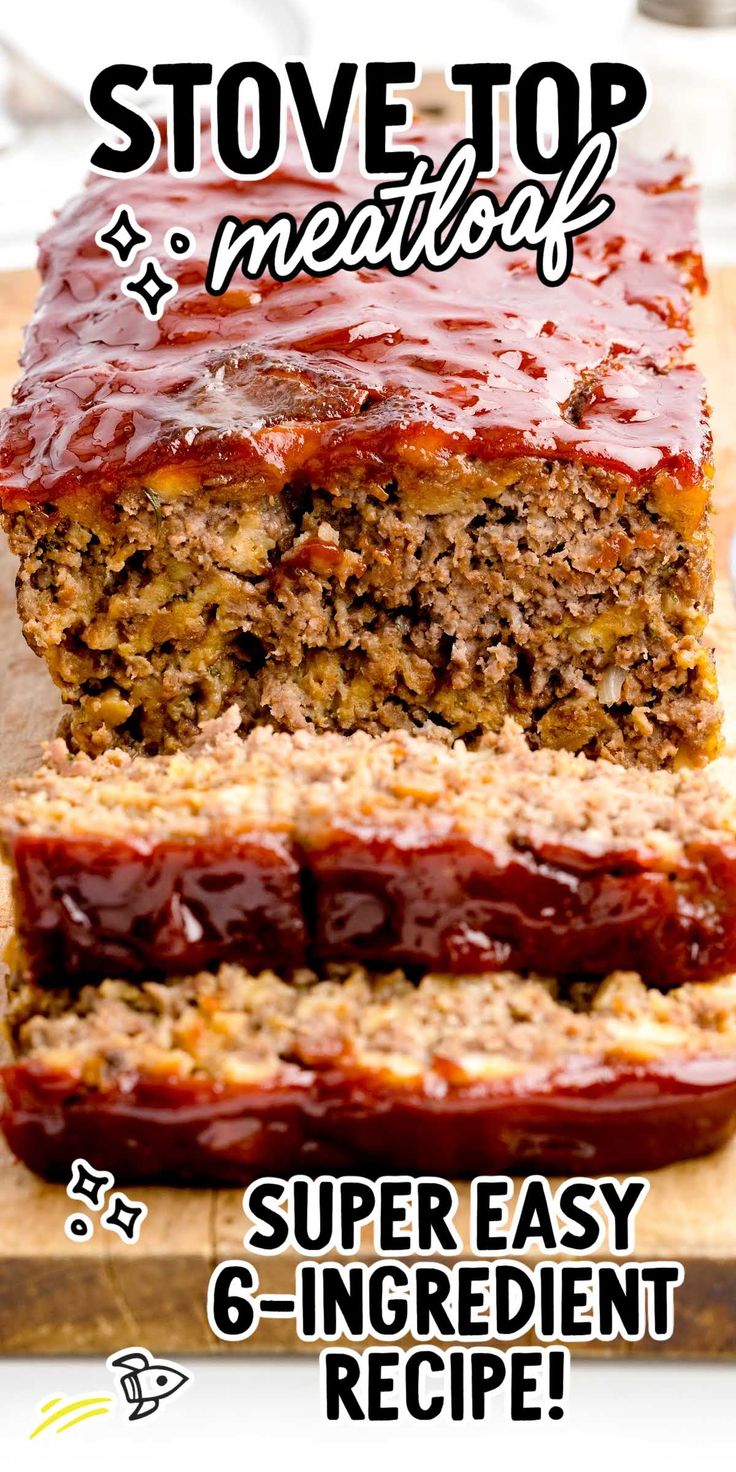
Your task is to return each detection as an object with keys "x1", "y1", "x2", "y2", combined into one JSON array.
[
  {"x1": 3, "y1": 456, "x2": 721, "y2": 766},
  {"x1": 8, "y1": 964, "x2": 736, "y2": 1090},
  {"x1": 5, "y1": 712, "x2": 735, "y2": 867}
]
